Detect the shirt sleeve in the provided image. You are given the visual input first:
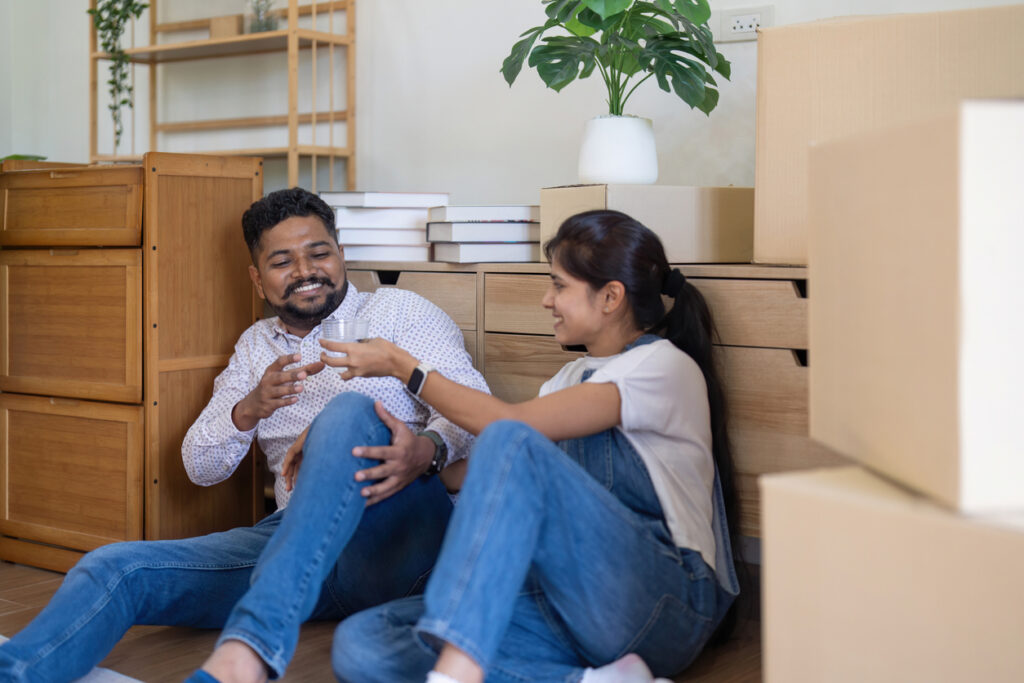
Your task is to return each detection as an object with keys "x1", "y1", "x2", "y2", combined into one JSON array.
[
  {"x1": 181, "y1": 333, "x2": 261, "y2": 486},
  {"x1": 587, "y1": 342, "x2": 708, "y2": 437},
  {"x1": 389, "y1": 292, "x2": 490, "y2": 465}
]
